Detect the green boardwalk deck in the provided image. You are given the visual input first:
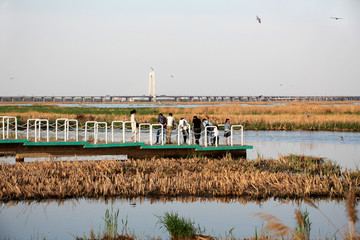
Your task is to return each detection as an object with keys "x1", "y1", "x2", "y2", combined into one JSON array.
[{"x1": 0, "y1": 139, "x2": 253, "y2": 161}]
